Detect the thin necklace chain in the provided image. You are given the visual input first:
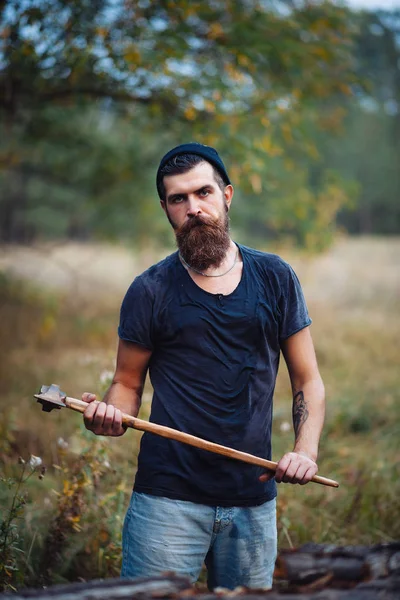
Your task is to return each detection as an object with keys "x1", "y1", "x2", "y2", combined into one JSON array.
[{"x1": 179, "y1": 246, "x2": 238, "y2": 277}]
